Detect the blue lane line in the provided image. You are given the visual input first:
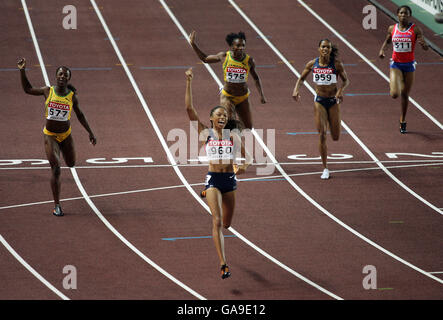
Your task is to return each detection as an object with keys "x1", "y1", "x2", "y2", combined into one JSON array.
[
  {"x1": 287, "y1": 131, "x2": 348, "y2": 135},
  {"x1": 345, "y1": 93, "x2": 390, "y2": 96},
  {"x1": 70, "y1": 67, "x2": 113, "y2": 71},
  {"x1": 343, "y1": 63, "x2": 358, "y2": 66},
  {"x1": 162, "y1": 235, "x2": 237, "y2": 241},
  {"x1": 0, "y1": 68, "x2": 18, "y2": 72},
  {"x1": 140, "y1": 66, "x2": 192, "y2": 70},
  {"x1": 255, "y1": 64, "x2": 276, "y2": 68},
  {"x1": 417, "y1": 62, "x2": 443, "y2": 65}
]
